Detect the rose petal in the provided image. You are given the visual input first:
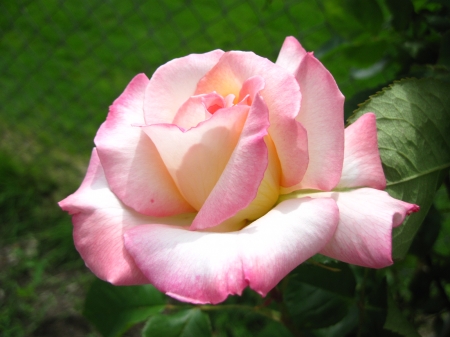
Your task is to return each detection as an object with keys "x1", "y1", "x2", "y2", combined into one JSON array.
[
  {"x1": 124, "y1": 197, "x2": 339, "y2": 304},
  {"x1": 195, "y1": 51, "x2": 309, "y2": 187},
  {"x1": 94, "y1": 74, "x2": 194, "y2": 217},
  {"x1": 59, "y1": 149, "x2": 146, "y2": 285},
  {"x1": 238, "y1": 75, "x2": 265, "y2": 105},
  {"x1": 309, "y1": 188, "x2": 420, "y2": 268},
  {"x1": 337, "y1": 113, "x2": 386, "y2": 189},
  {"x1": 172, "y1": 93, "x2": 223, "y2": 130},
  {"x1": 294, "y1": 52, "x2": 345, "y2": 191},
  {"x1": 275, "y1": 36, "x2": 307, "y2": 74},
  {"x1": 143, "y1": 104, "x2": 250, "y2": 212},
  {"x1": 144, "y1": 50, "x2": 225, "y2": 124},
  {"x1": 191, "y1": 94, "x2": 271, "y2": 230},
  {"x1": 59, "y1": 149, "x2": 196, "y2": 285}
]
